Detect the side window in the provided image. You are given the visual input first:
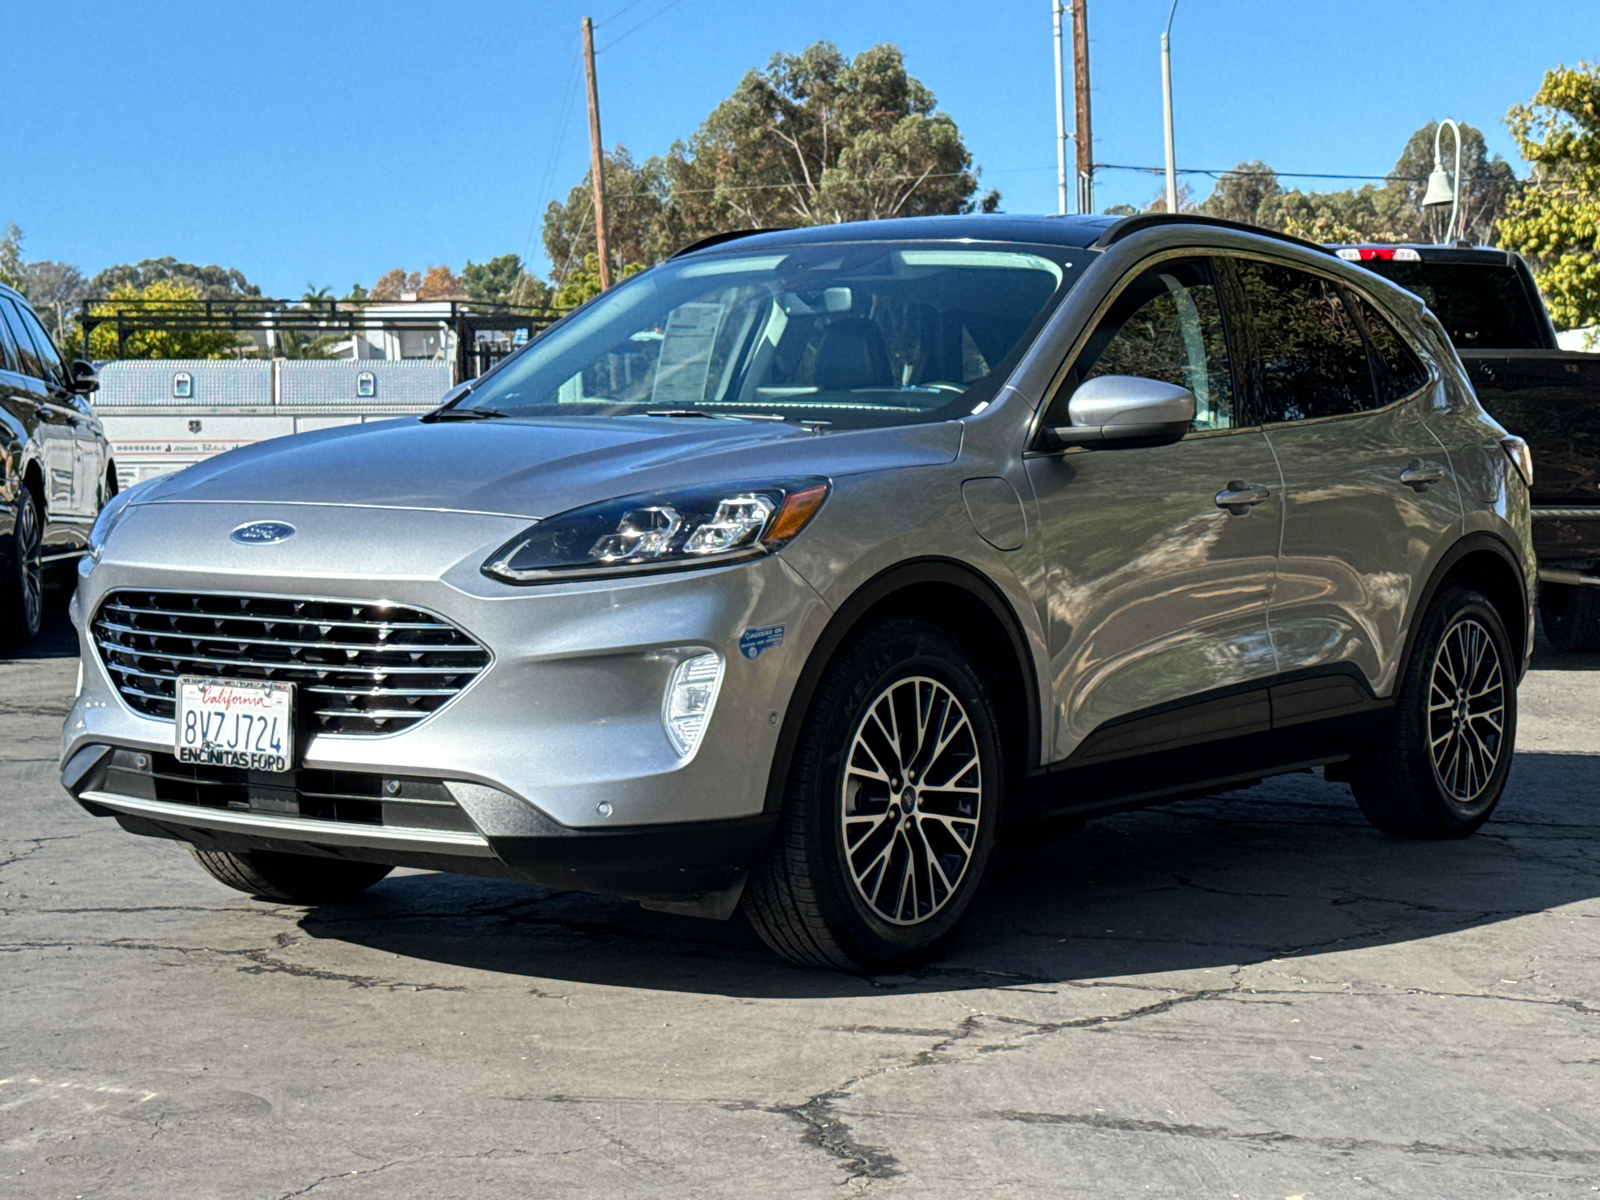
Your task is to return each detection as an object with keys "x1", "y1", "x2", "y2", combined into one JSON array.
[
  {"x1": 0, "y1": 299, "x2": 43, "y2": 379},
  {"x1": 1063, "y1": 257, "x2": 1237, "y2": 432},
  {"x1": 1233, "y1": 260, "x2": 1377, "y2": 422},
  {"x1": 1342, "y1": 287, "x2": 1430, "y2": 405},
  {"x1": 14, "y1": 302, "x2": 68, "y2": 389},
  {"x1": 0, "y1": 303, "x2": 17, "y2": 373}
]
